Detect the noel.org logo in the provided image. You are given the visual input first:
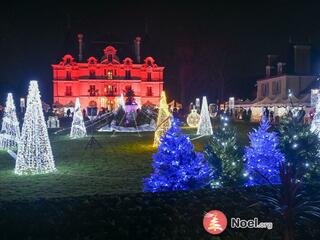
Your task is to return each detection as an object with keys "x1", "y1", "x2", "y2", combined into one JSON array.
[
  {"x1": 203, "y1": 210, "x2": 228, "y2": 235},
  {"x1": 203, "y1": 210, "x2": 274, "y2": 235}
]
